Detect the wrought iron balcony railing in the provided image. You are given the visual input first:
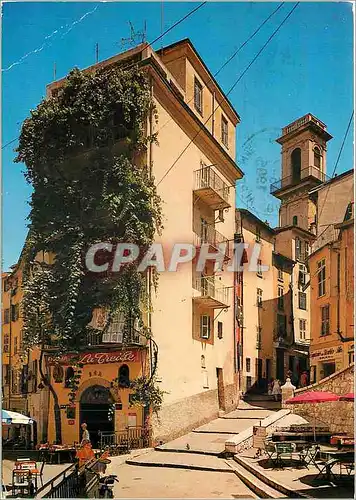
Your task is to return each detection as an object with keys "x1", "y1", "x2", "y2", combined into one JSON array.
[
  {"x1": 87, "y1": 326, "x2": 147, "y2": 347},
  {"x1": 194, "y1": 276, "x2": 229, "y2": 307},
  {"x1": 194, "y1": 167, "x2": 230, "y2": 208},
  {"x1": 270, "y1": 166, "x2": 329, "y2": 194},
  {"x1": 193, "y1": 220, "x2": 228, "y2": 249}
]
